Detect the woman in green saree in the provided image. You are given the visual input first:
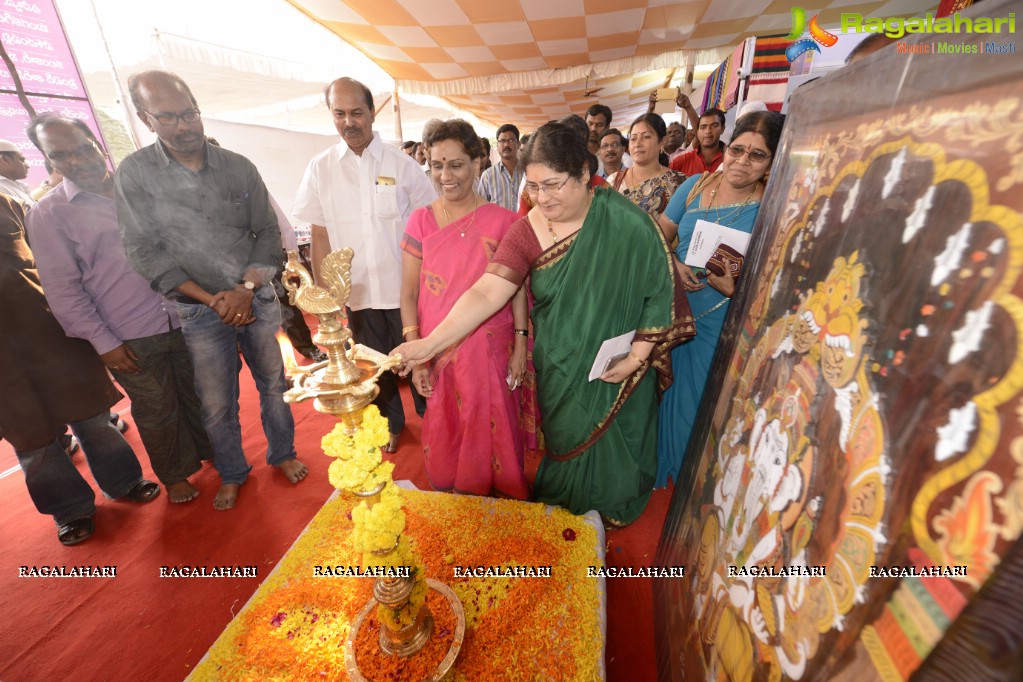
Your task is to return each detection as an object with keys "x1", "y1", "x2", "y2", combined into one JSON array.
[{"x1": 393, "y1": 122, "x2": 694, "y2": 527}]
